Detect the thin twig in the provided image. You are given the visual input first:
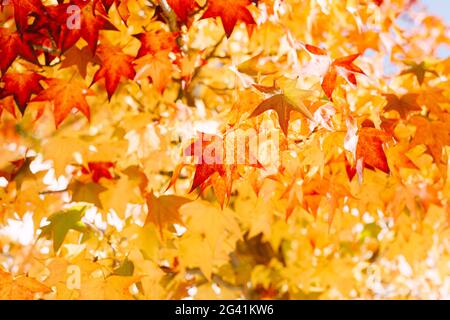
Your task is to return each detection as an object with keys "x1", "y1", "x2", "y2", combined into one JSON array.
[
  {"x1": 39, "y1": 188, "x2": 68, "y2": 195},
  {"x1": 159, "y1": 0, "x2": 183, "y2": 48}
]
